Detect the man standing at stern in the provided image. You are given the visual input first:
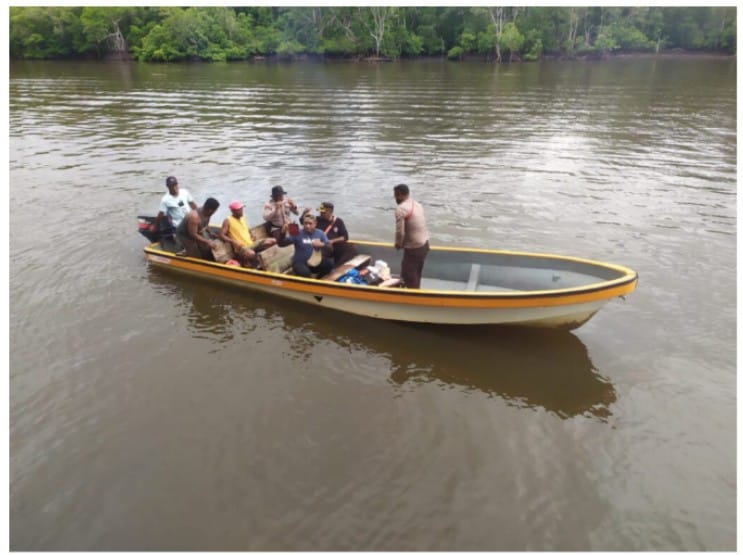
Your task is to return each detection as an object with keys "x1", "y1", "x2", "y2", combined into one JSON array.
[{"x1": 393, "y1": 184, "x2": 430, "y2": 289}]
